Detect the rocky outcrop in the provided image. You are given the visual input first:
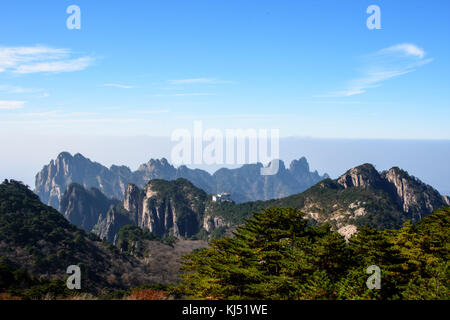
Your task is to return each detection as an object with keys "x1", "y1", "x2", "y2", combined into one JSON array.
[
  {"x1": 203, "y1": 214, "x2": 230, "y2": 233},
  {"x1": 123, "y1": 184, "x2": 143, "y2": 222},
  {"x1": 93, "y1": 206, "x2": 133, "y2": 244},
  {"x1": 133, "y1": 179, "x2": 207, "y2": 238},
  {"x1": 337, "y1": 164, "x2": 383, "y2": 189},
  {"x1": 91, "y1": 179, "x2": 214, "y2": 242},
  {"x1": 59, "y1": 183, "x2": 119, "y2": 232},
  {"x1": 333, "y1": 164, "x2": 449, "y2": 224},
  {"x1": 337, "y1": 224, "x2": 358, "y2": 241},
  {"x1": 444, "y1": 196, "x2": 450, "y2": 206},
  {"x1": 35, "y1": 152, "x2": 327, "y2": 209},
  {"x1": 35, "y1": 152, "x2": 130, "y2": 210},
  {"x1": 381, "y1": 167, "x2": 448, "y2": 221},
  {"x1": 61, "y1": 178, "x2": 233, "y2": 243}
]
